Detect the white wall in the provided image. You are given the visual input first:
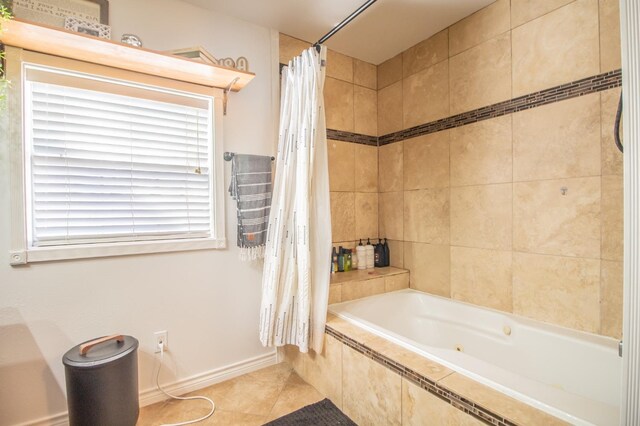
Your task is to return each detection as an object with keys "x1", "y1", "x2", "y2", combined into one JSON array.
[{"x1": 0, "y1": 1, "x2": 279, "y2": 424}]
